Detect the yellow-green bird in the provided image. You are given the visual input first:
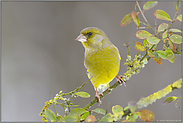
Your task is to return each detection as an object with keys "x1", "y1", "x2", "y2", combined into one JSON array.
[{"x1": 76, "y1": 27, "x2": 125, "y2": 103}]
